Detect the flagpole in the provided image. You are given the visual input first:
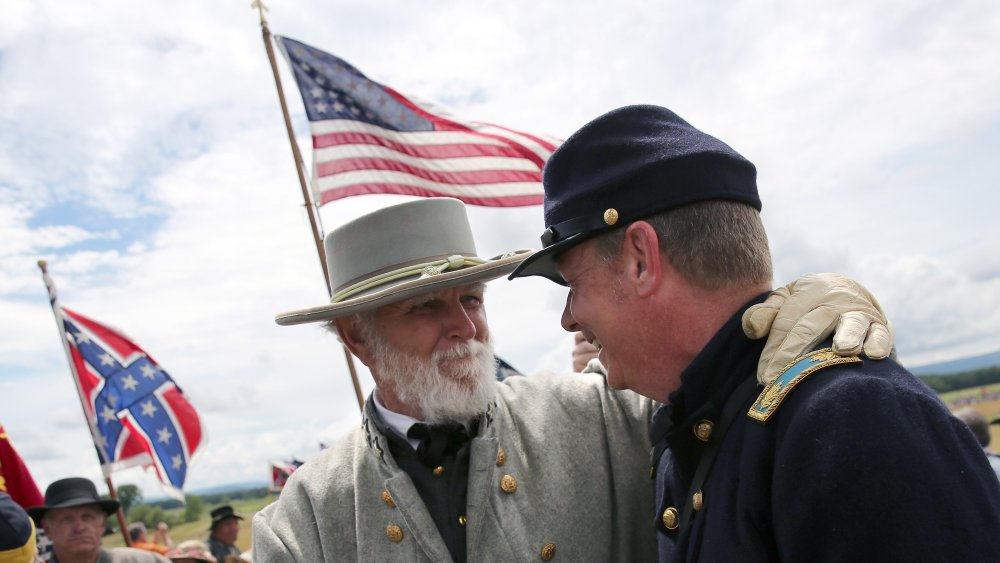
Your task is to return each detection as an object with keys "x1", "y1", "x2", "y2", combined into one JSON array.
[
  {"x1": 37, "y1": 260, "x2": 133, "y2": 547},
  {"x1": 252, "y1": 0, "x2": 365, "y2": 413}
]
